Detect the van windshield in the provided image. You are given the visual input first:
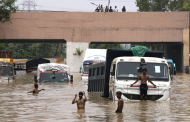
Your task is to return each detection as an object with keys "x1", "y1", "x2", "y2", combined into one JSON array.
[
  {"x1": 83, "y1": 65, "x2": 89, "y2": 73},
  {"x1": 0, "y1": 66, "x2": 13, "y2": 76},
  {"x1": 40, "y1": 73, "x2": 68, "y2": 83},
  {"x1": 117, "y1": 62, "x2": 169, "y2": 81}
]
